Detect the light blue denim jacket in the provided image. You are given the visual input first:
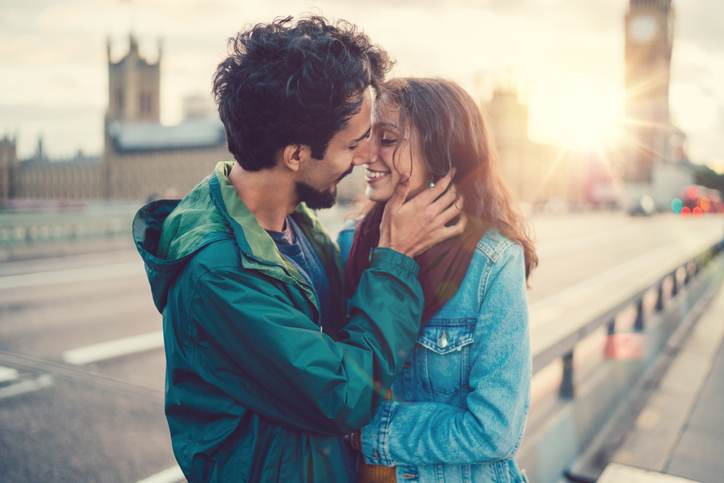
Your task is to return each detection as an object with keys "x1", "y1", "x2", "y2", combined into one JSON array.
[{"x1": 338, "y1": 225, "x2": 531, "y2": 483}]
